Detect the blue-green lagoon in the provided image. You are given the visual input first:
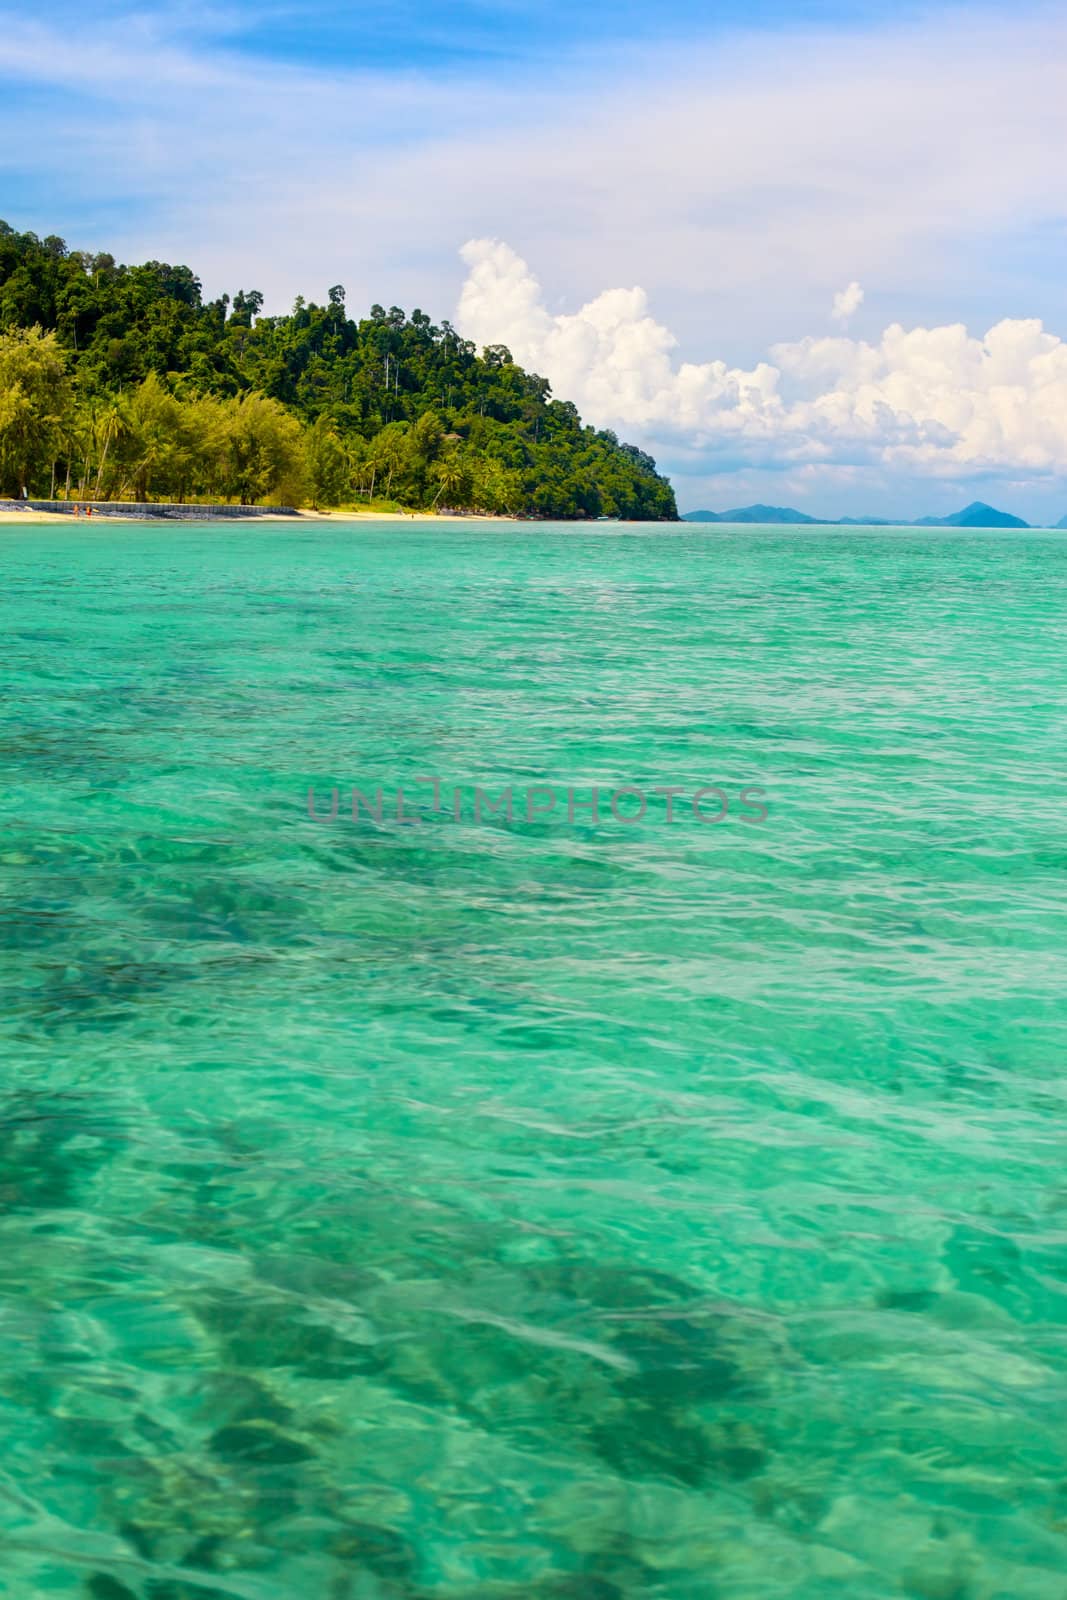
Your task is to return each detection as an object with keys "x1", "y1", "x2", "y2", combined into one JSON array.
[{"x1": 2, "y1": 520, "x2": 1066, "y2": 1598}]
